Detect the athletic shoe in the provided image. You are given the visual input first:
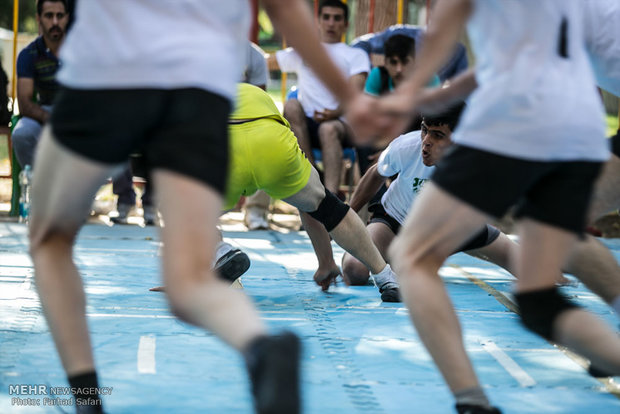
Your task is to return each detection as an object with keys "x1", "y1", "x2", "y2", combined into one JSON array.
[
  {"x1": 110, "y1": 203, "x2": 132, "y2": 225},
  {"x1": 456, "y1": 404, "x2": 502, "y2": 414},
  {"x1": 380, "y1": 286, "x2": 401, "y2": 302},
  {"x1": 245, "y1": 331, "x2": 301, "y2": 414},
  {"x1": 215, "y1": 248, "x2": 251, "y2": 283}
]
